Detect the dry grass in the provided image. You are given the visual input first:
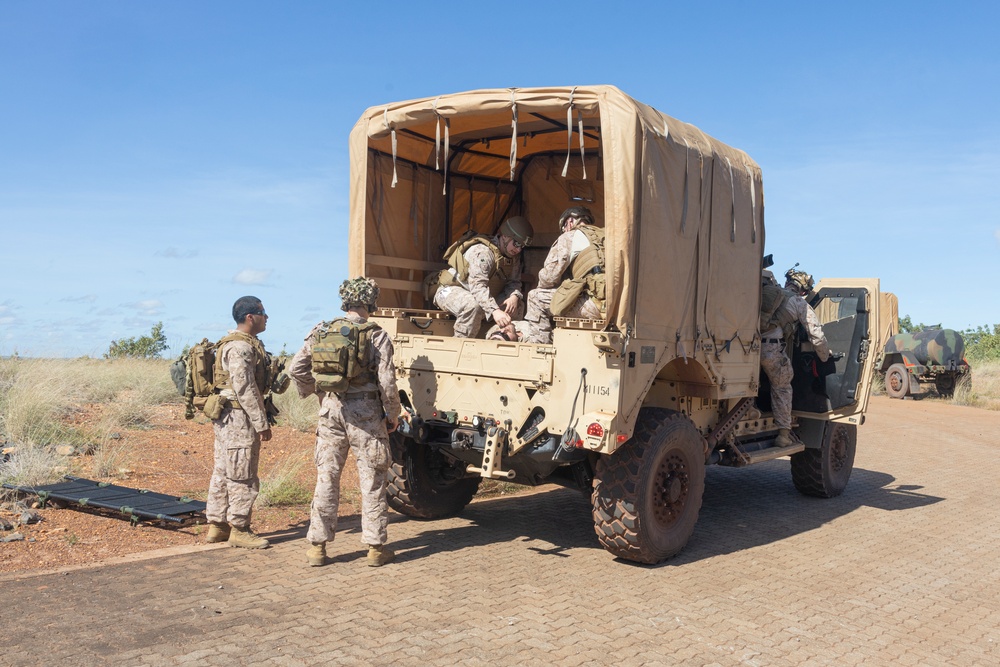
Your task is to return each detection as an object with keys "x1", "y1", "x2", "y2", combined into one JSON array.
[
  {"x1": 258, "y1": 452, "x2": 313, "y2": 507},
  {"x1": 952, "y1": 360, "x2": 1000, "y2": 411},
  {"x1": 272, "y1": 389, "x2": 319, "y2": 432}
]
